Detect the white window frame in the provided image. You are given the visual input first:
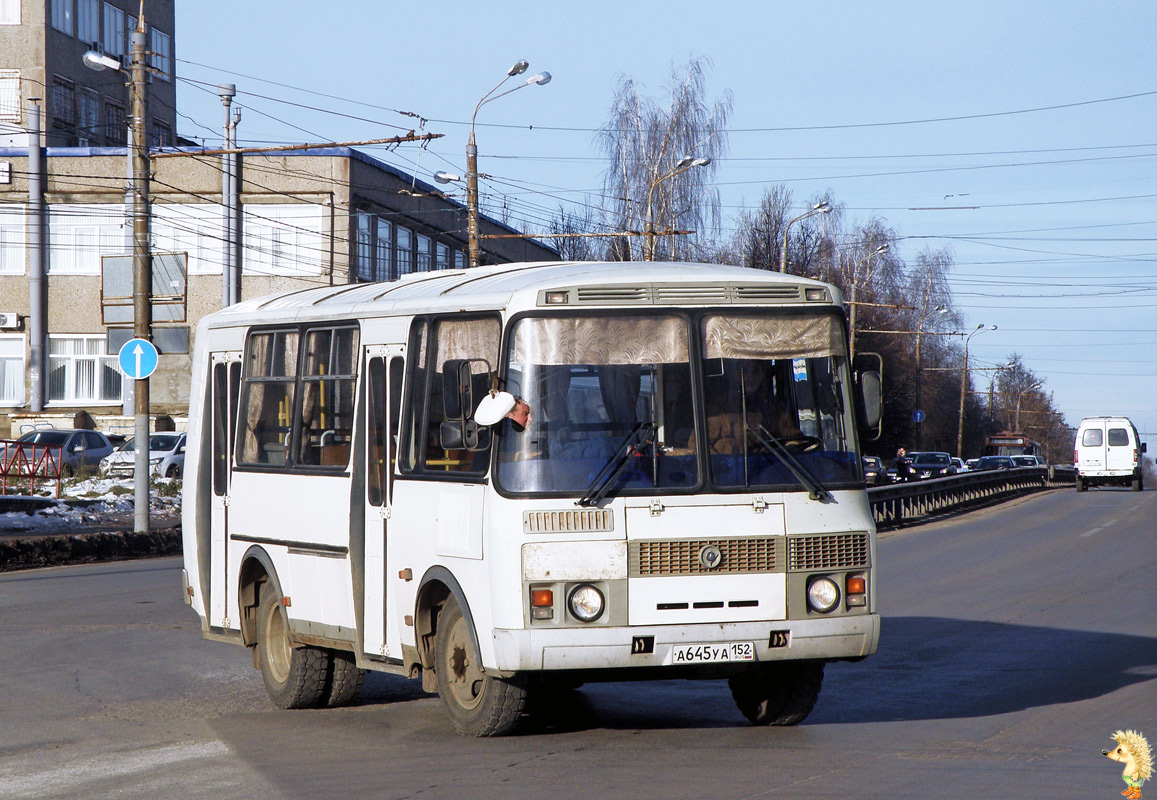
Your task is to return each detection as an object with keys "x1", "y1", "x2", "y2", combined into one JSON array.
[
  {"x1": 150, "y1": 28, "x2": 171, "y2": 82},
  {"x1": 47, "y1": 204, "x2": 124, "y2": 275},
  {"x1": 0, "y1": 70, "x2": 18, "y2": 124},
  {"x1": 102, "y1": 3, "x2": 125, "y2": 58},
  {"x1": 152, "y1": 203, "x2": 223, "y2": 276},
  {"x1": 242, "y1": 204, "x2": 324, "y2": 277},
  {"x1": 47, "y1": 334, "x2": 123, "y2": 406},
  {"x1": 0, "y1": 203, "x2": 25, "y2": 274},
  {"x1": 0, "y1": 335, "x2": 24, "y2": 406},
  {"x1": 0, "y1": 0, "x2": 19, "y2": 25}
]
